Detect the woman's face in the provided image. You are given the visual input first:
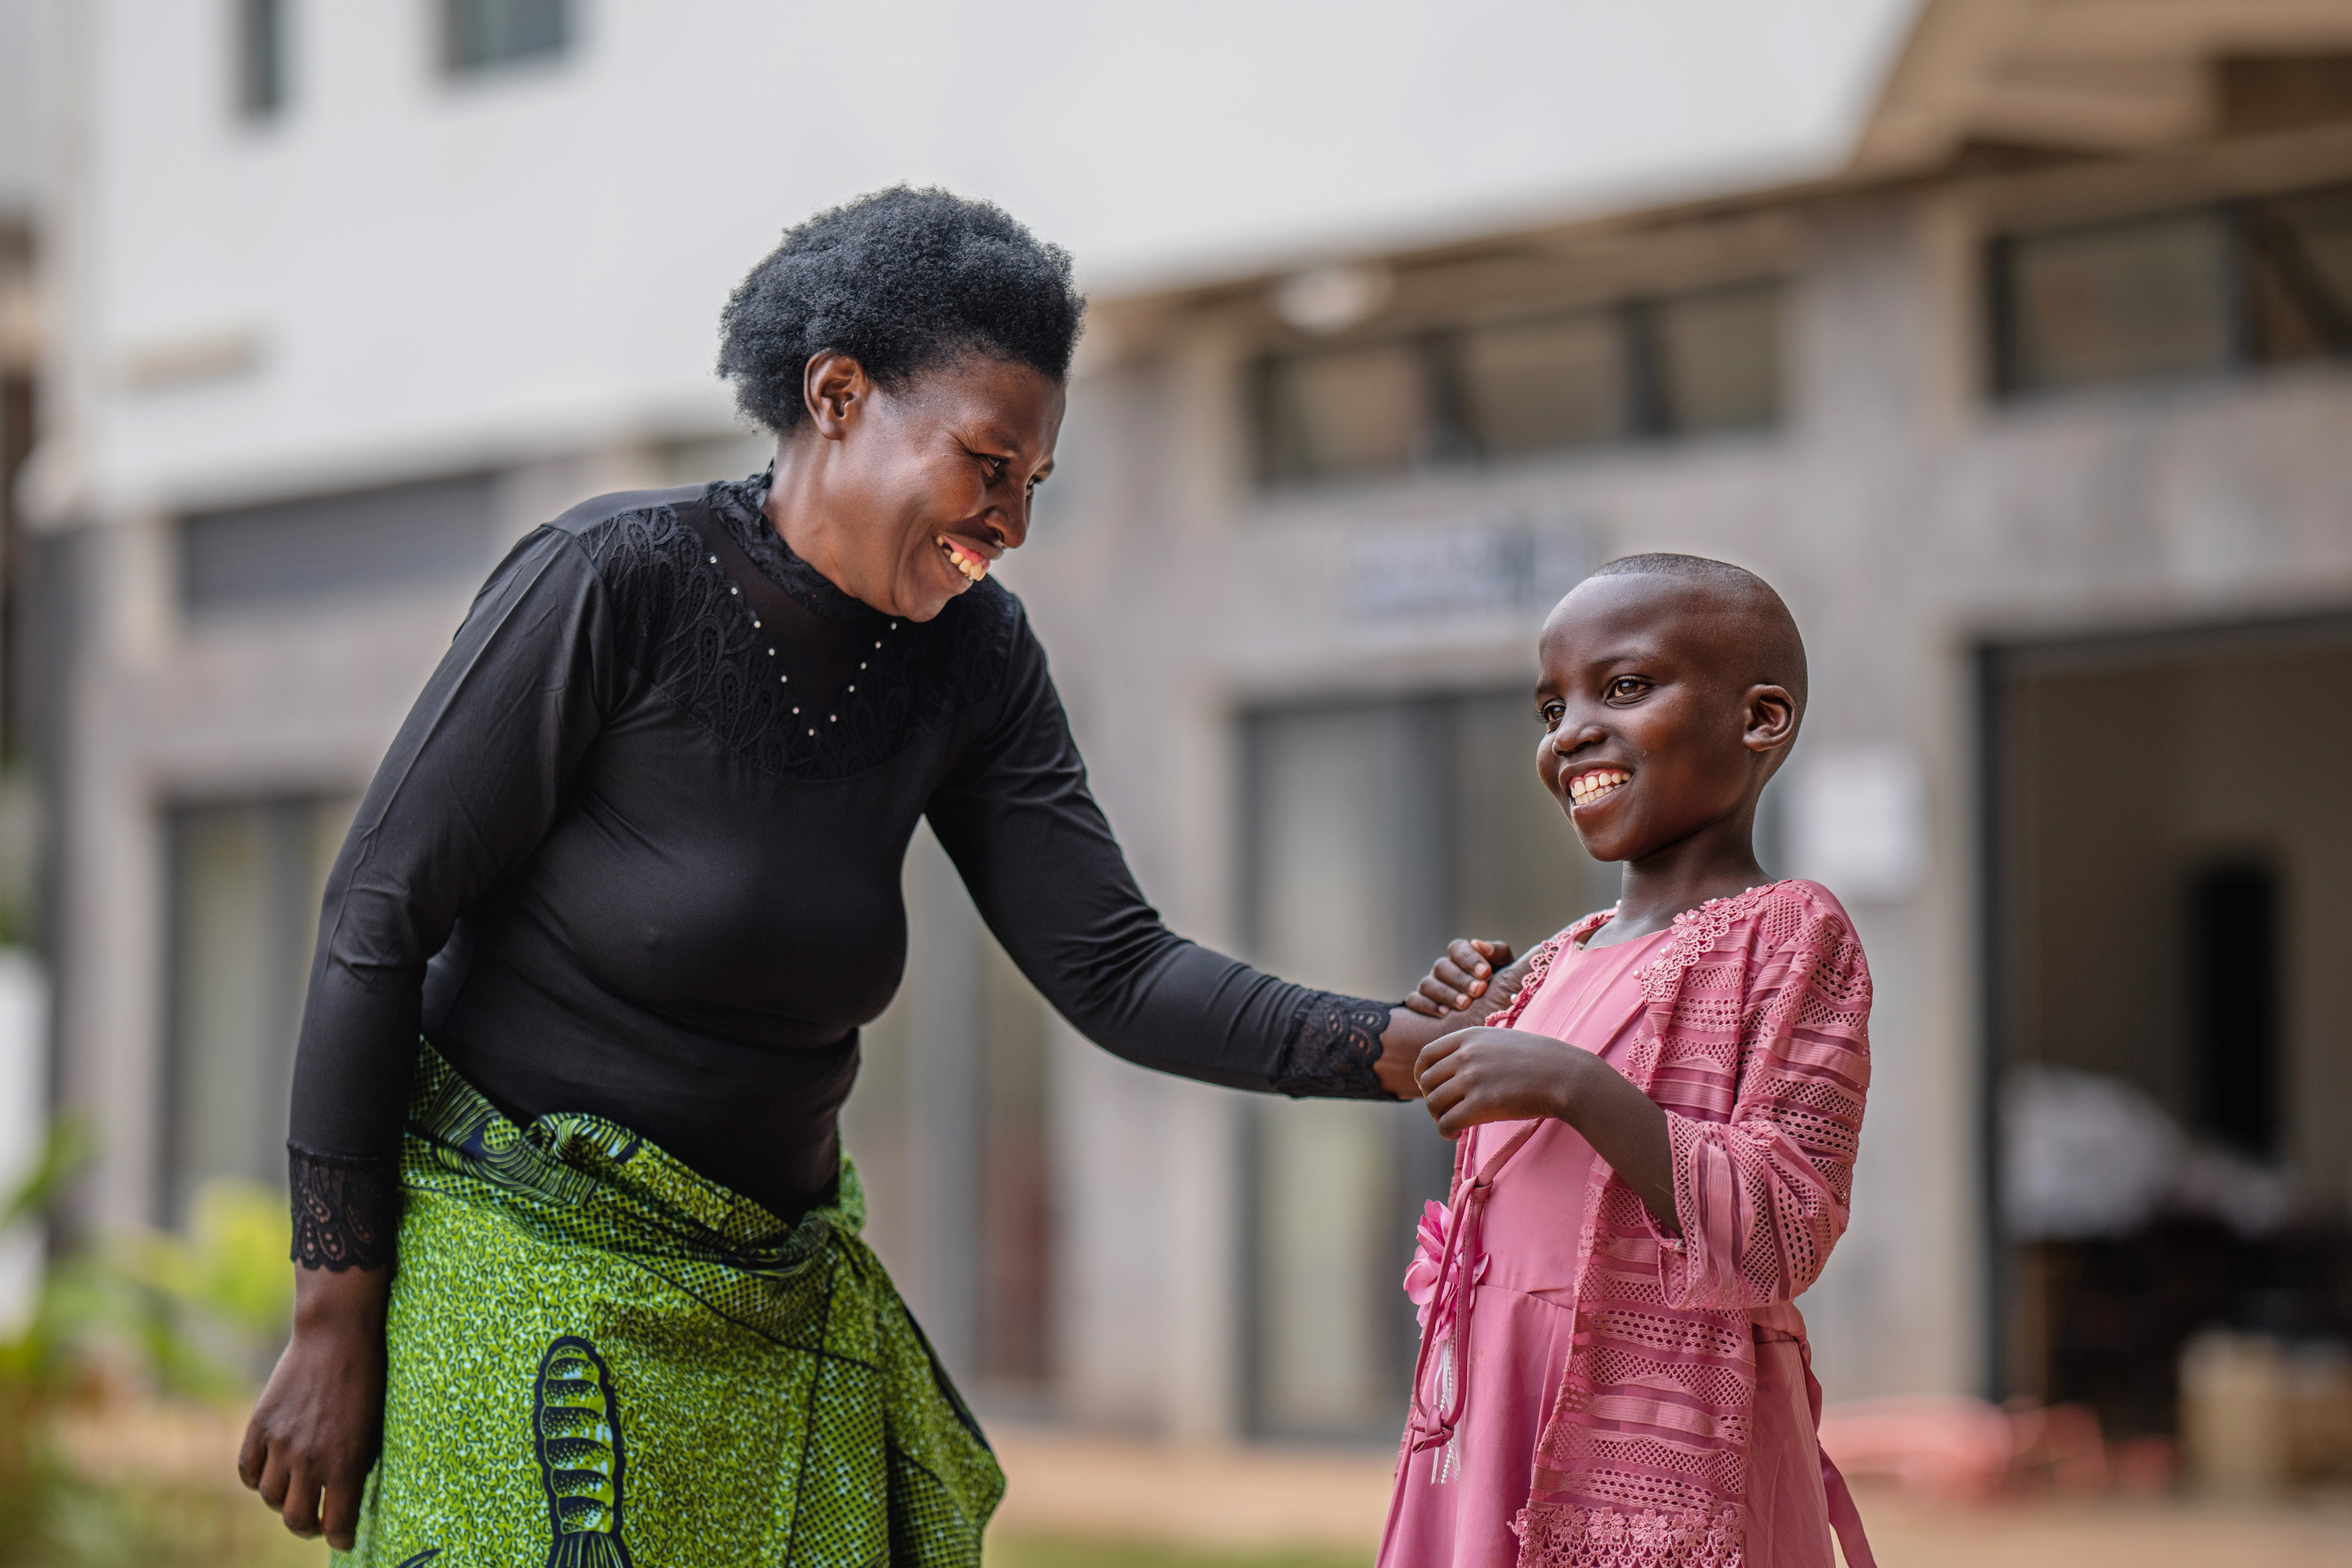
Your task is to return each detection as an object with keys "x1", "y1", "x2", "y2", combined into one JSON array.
[{"x1": 775, "y1": 350, "x2": 1065, "y2": 621}]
